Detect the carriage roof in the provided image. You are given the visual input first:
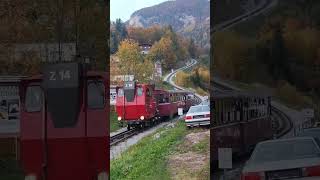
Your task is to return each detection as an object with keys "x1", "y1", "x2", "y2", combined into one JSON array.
[{"x1": 212, "y1": 90, "x2": 270, "y2": 100}]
